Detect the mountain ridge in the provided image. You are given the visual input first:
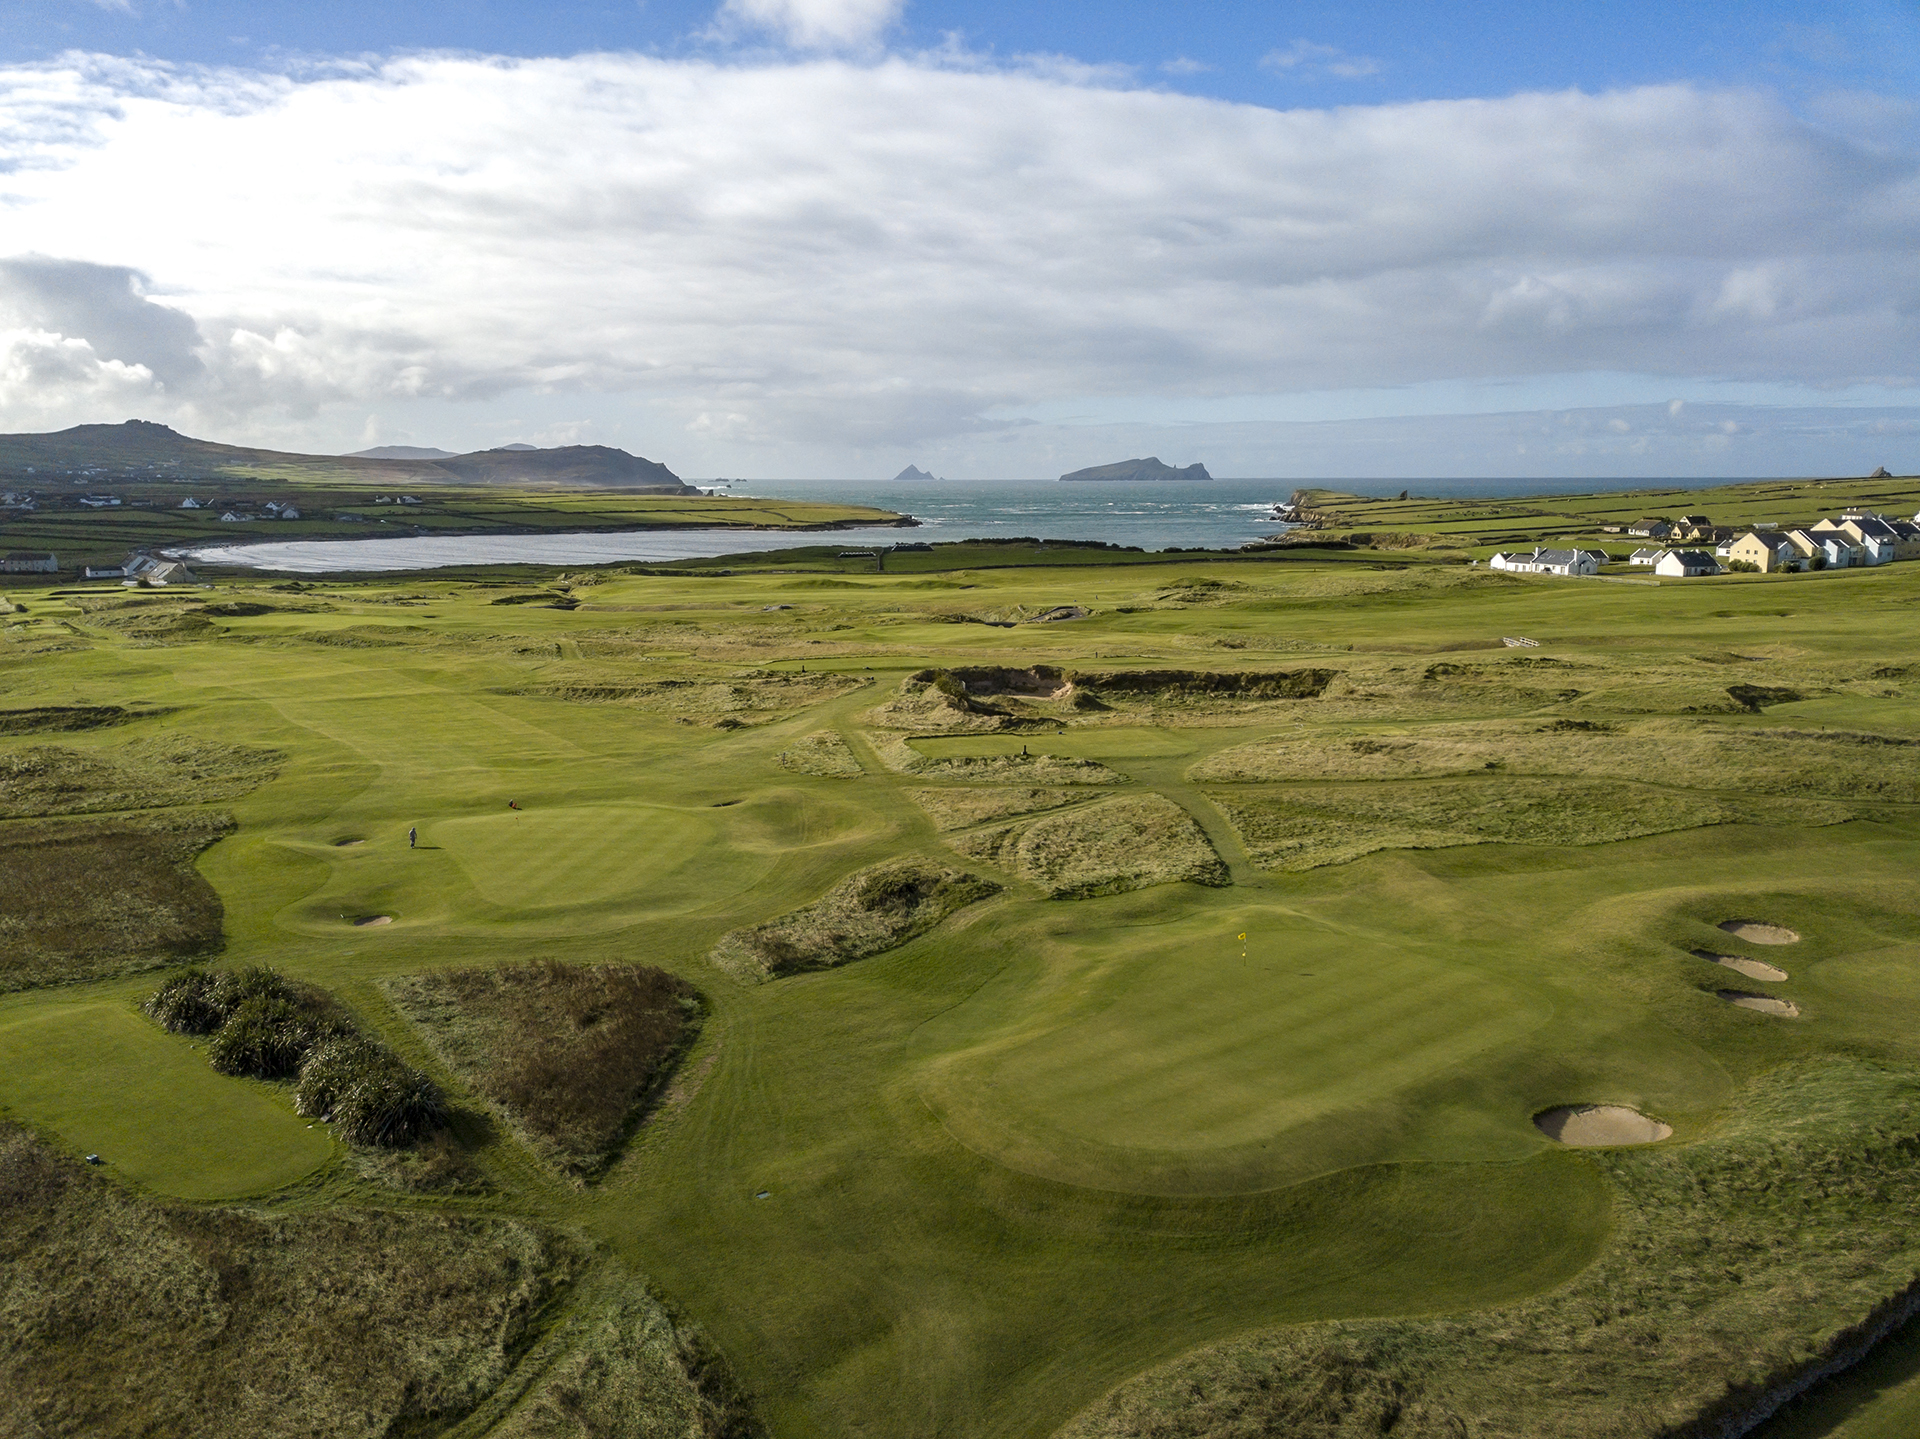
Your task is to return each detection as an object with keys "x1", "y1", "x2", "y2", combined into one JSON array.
[{"x1": 0, "y1": 420, "x2": 696, "y2": 492}]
